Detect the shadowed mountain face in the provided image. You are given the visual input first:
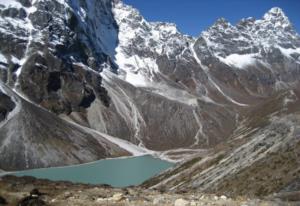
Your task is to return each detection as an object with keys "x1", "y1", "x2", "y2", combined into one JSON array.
[{"x1": 0, "y1": 0, "x2": 300, "y2": 196}]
